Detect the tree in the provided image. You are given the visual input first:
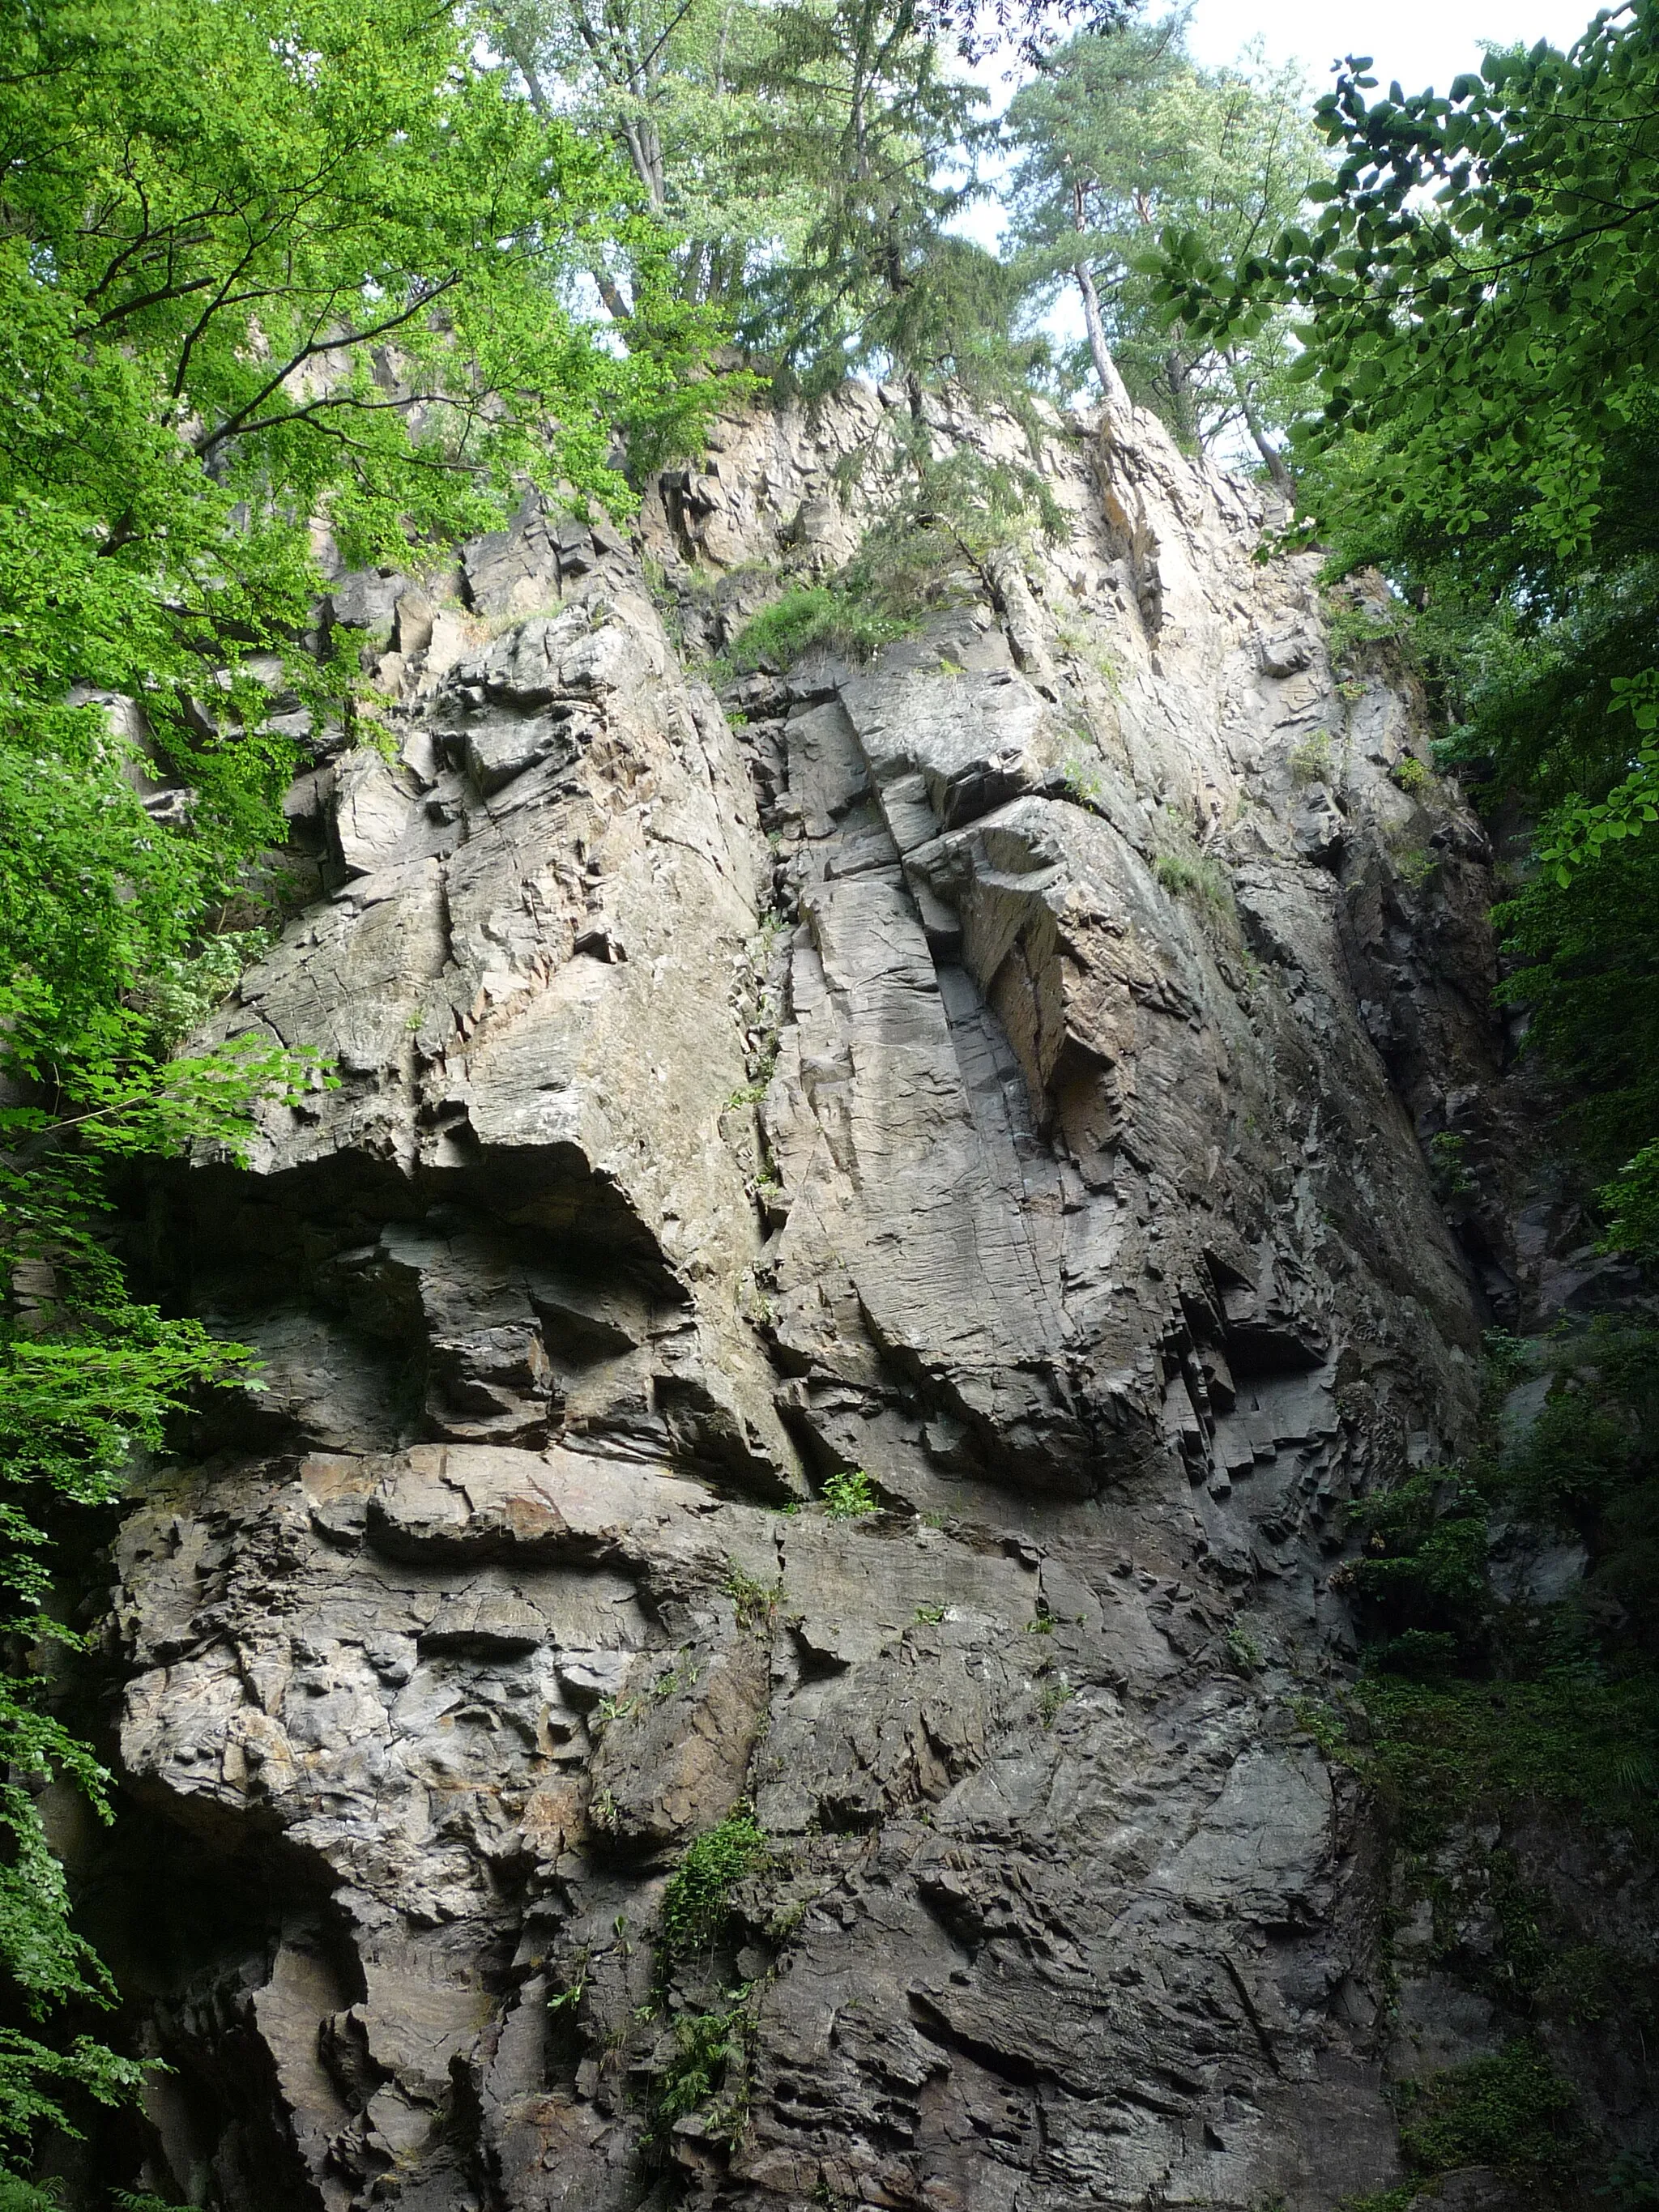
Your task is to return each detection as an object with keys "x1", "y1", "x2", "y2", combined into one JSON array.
[
  {"x1": 1156, "y1": 2, "x2": 1659, "y2": 812},
  {"x1": 727, "y1": 0, "x2": 1007, "y2": 410},
  {"x1": 0, "y1": 0, "x2": 701, "y2": 2173},
  {"x1": 1153, "y1": 0, "x2": 1659, "y2": 1248},
  {"x1": 1004, "y1": 23, "x2": 1323, "y2": 479},
  {"x1": 486, "y1": 0, "x2": 793, "y2": 322}
]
